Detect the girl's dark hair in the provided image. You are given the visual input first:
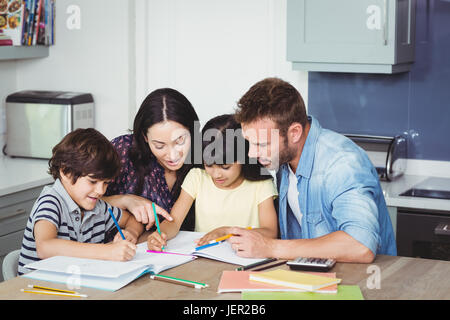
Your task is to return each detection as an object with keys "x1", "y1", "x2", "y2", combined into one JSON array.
[
  {"x1": 129, "y1": 88, "x2": 200, "y2": 198},
  {"x1": 201, "y1": 114, "x2": 272, "y2": 181},
  {"x1": 49, "y1": 128, "x2": 120, "y2": 183}
]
